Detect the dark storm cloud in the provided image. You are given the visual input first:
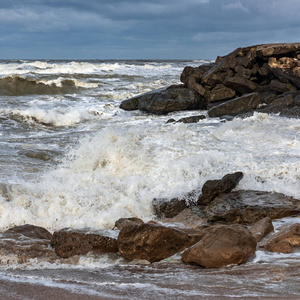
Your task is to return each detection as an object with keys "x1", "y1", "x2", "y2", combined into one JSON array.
[{"x1": 0, "y1": 0, "x2": 300, "y2": 59}]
